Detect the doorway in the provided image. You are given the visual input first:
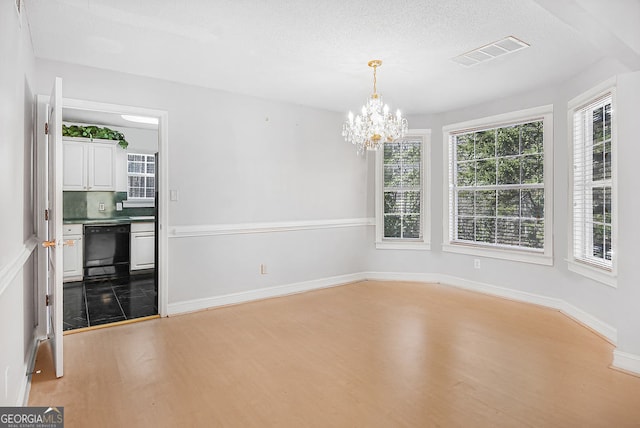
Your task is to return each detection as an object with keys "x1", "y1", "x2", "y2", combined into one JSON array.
[
  {"x1": 36, "y1": 95, "x2": 169, "y2": 340},
  {"x1": 60, "y1": 107, "x2": 162, "y2": 331}
]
